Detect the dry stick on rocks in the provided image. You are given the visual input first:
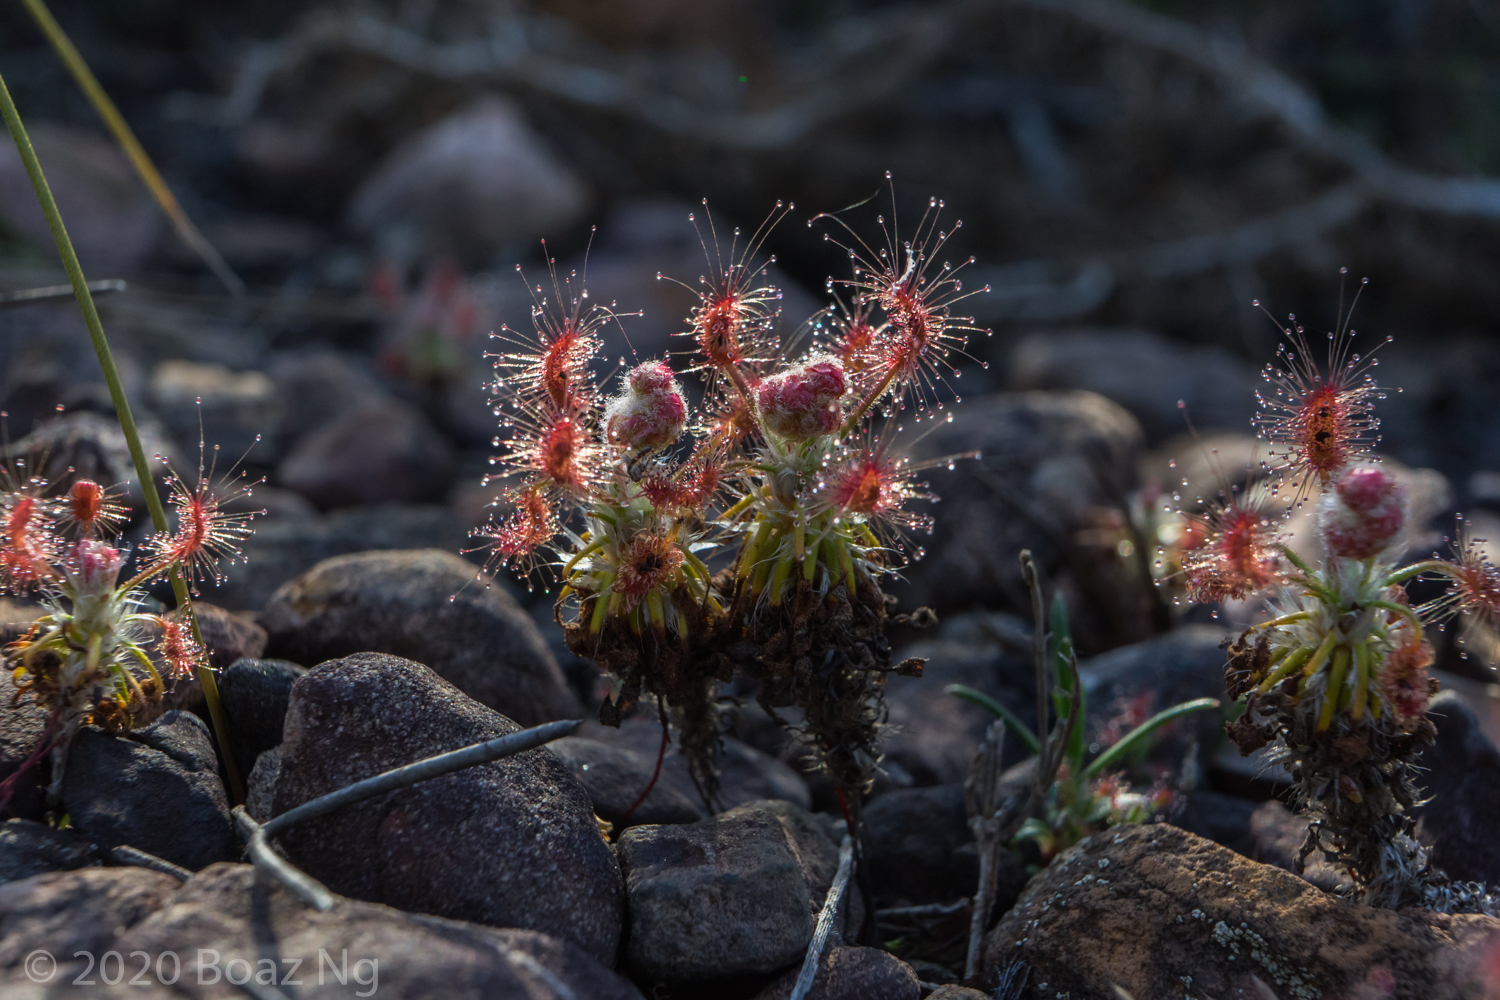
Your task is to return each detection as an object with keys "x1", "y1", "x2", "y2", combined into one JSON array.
[
  {"x1": 961, "y1": 551, "x2": 1080, "y2": 980},
  {"x1": 107, "y1": 845, "x2": 192, "y2": 882},
  {"x1": 790, "y1": 831, "x2": 855, "y2": 1000},
  {"x1": 0, "y1": 279, "x2": 125, "y2": 308},
  {"x1": 232, "y1": 719, "x2": 581, "y2": 909}
]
